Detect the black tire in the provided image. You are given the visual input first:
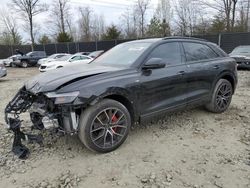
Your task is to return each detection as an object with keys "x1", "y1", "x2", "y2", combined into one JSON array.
[
  {"x1": 205, "y1": 79, "x2": 233, "y2": 113},
  {"x1": 10, "y1": 63, "x2": 16, "y2": 67},
  {"x1": 78, "y1": 99, "x2": 131, "y2": 153},
  {"x1": 21, "y1": 61, "x2": 28, "y2": 68}
]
